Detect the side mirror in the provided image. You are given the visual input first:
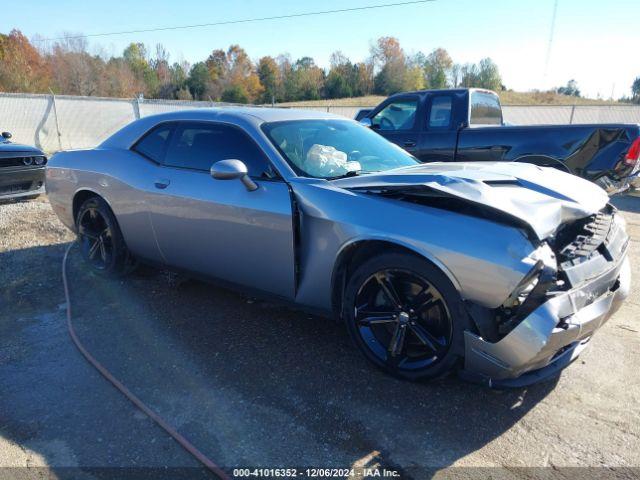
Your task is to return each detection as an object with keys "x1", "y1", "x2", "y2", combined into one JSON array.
[
  {"x1": 1, "y1": 132, "x2": 12, "y2": 139},
  {"x1": 359, "y1": 118, "x2": 373, "y2": 128},
  {"x1": 210, "y1": 159, "x2": 258, "y2": 192}
]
